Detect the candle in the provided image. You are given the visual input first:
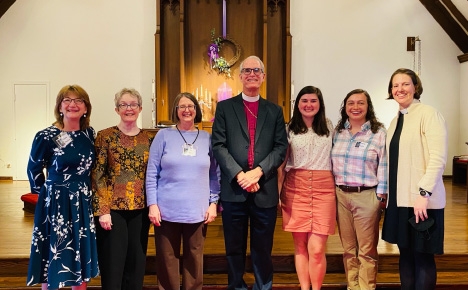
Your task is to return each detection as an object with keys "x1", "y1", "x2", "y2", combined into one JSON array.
[
  {"x1": 196, "y1": 88, "x2": 199, "y2": 99},
  {"x1": 291, "y1": 82, "x2": 295, "y2": 117},
  {"x1": 152, "y1": 79, "x2": 156, "y2": 127},
  {"x1": 217, "y1": 82, "x2": 232, "y2": 102}
]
